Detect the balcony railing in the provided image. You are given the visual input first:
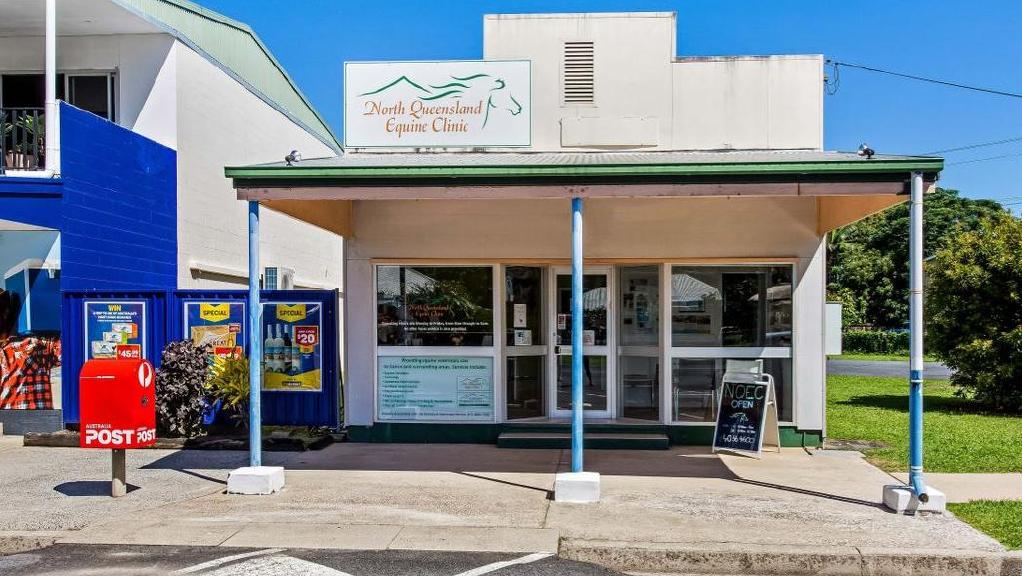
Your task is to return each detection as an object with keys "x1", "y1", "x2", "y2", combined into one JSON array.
[{"x1": 1, "y1": 108, "x2": 45, "y2": 174}]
